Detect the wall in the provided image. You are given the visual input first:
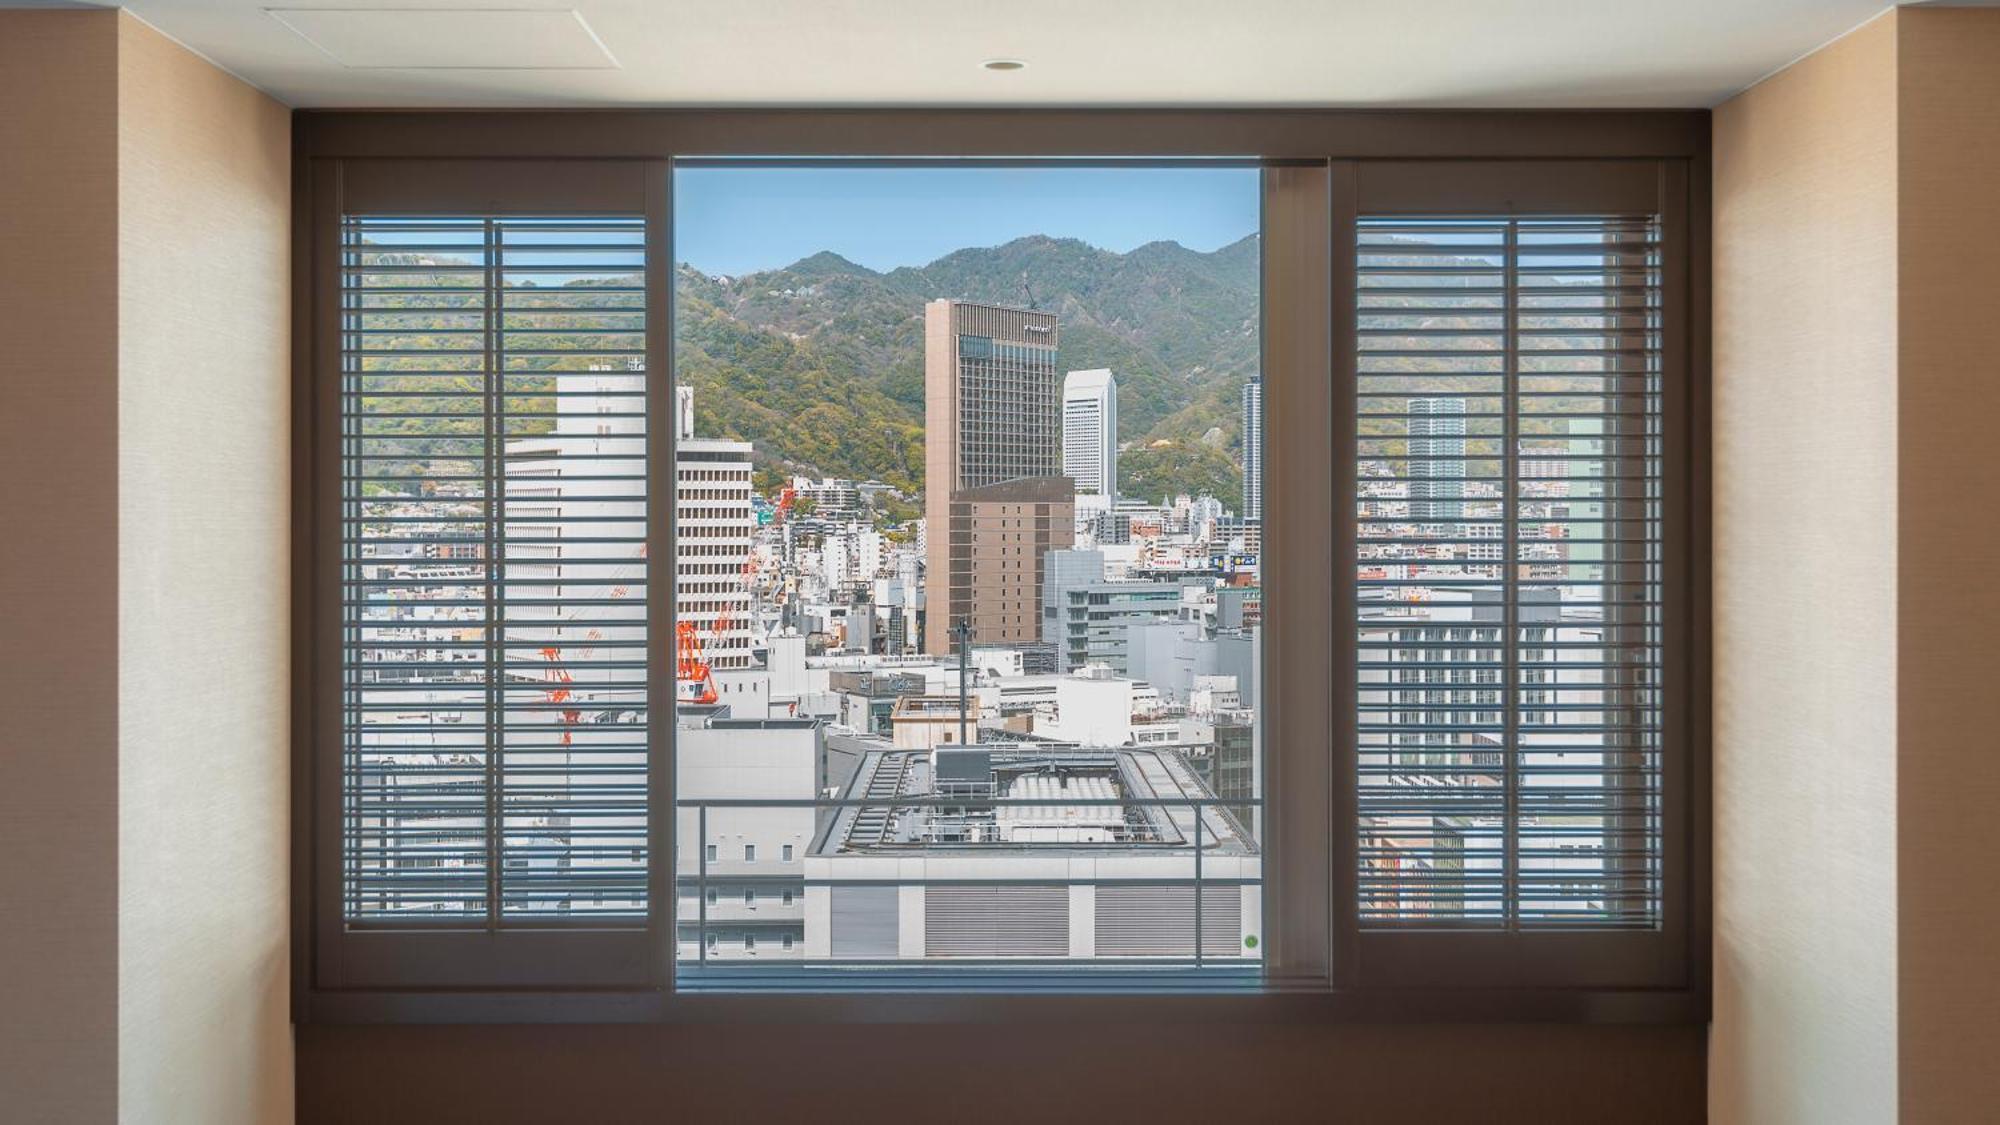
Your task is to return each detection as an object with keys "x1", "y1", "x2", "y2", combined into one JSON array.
[
  {"x1": 1893, "y1": 8, "x2": 2000, "y2": 1121},
  {"x1": 1710, "y1": 14, "x2": 1901, "y2": 1123},
  {"x1": 0, "y1": 9, "x2": 292, "y2": 1122},
  {"x1": 299, "y1": 1023, "x2": 1703, "y2": 1124},
  {"x1": 1710, "y1": 12, "x2": 1903, "y2": 1122},
  {"x1": 0, "y1": 11, "x2": 123, "y2": 1123},
  {"x1": 116, "y1": 13, "x2": 295, "y2": 1124},
  {"x1": 1714, "y1": 7, "x2": 2000, "y2": 1122}
]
